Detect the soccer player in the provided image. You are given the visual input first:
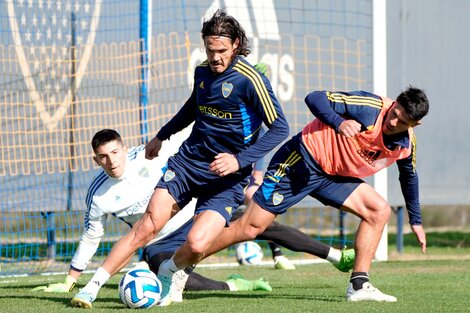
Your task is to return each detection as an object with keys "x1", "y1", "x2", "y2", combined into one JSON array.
[
  {"x1": 30, "y1": 128, "x2": 192, "y2": 294},
  {"x1": 71, "y1": 9, "x2": 290, "y2": 307},
  {"x1": 200, "y1": 86, "x2": 430, "y2": 302}
]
